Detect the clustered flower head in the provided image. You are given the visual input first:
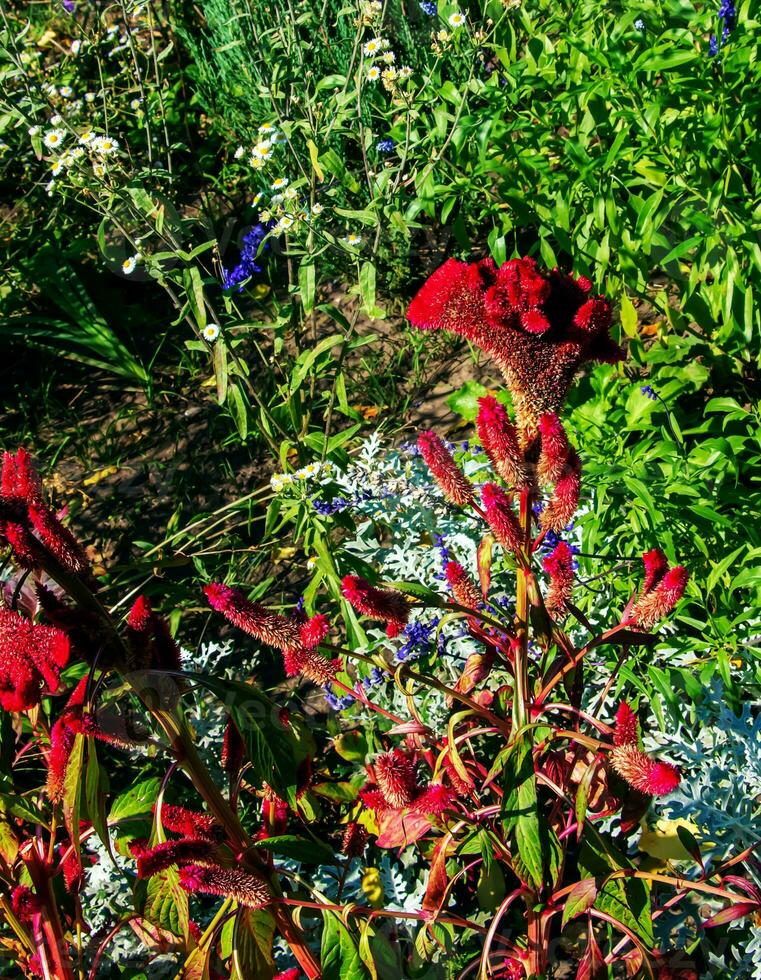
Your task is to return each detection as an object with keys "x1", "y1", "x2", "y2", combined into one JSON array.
[
  {"x1": 341, "y1": 575, "x2": 411, "y2": 637},
  {"x1": 0, "y1": 608, "x2": 70, "y2": 711},
  {"x1": 417, "y1": 431, "x2": 475, "y2": 506},
  {"x1": 629, "y1": 548, "x2": 689, "y2": 628},
  {"x1": 476, "y1": 396, "x2": 526, "y2": 487},
  {"x1": 222, "y1": 222, "x2": 272, "y2": 291},
  {"x1": 360, "y1": 748, "x2": 454, "y2": 816},
  {"x1": 542, "y1": 541, "x2": 574, "y2": 613},
  {"x1": 406, "y1": 257, "x2": 622, "y2": 432},
  {"x1": 608, "y1": 700, "x2": 681, "y2": 796}
]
